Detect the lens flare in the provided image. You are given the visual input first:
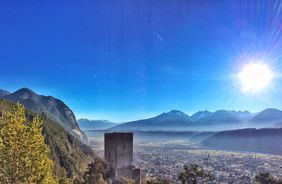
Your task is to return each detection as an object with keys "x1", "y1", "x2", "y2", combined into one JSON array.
[{"x1": 238, "y1": 63, "x2": 273, "y2": 93}]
